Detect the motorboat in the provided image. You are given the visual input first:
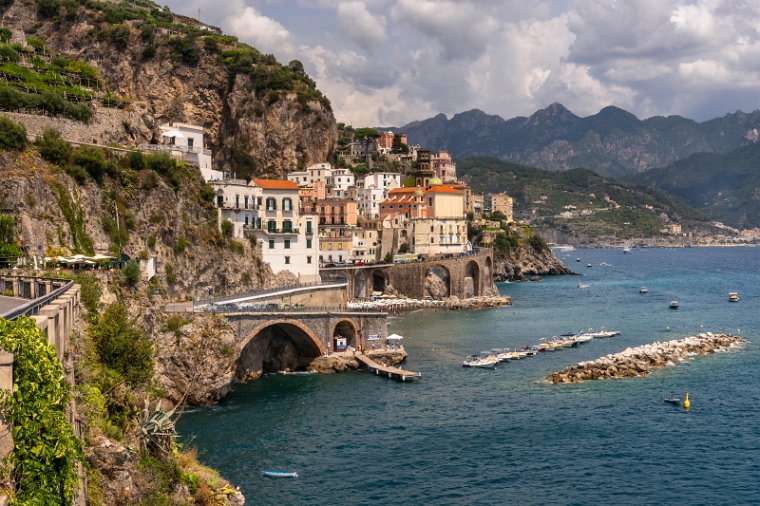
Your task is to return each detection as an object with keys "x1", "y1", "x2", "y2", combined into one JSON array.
[
  {"x1": 728, "y1": 292, "x2": 739, "y2": 302},
  {"x1": 623, "y1": 247, "x2": 631, "y2": 254},
  {"x1": 576, "y1": 257, "x2": 581, "y2": 262},
  {"x1": 585, "y1": 329, "x2": 620, "y2": 338},
  {"x1": 463, "y1": 355, "x2": 498, "y2": 368},
  {"x1": 262, "y1": 470, "x2": 299, "y2": 478},
  {"x1": 571, "y1": 333, "x2": 594, "y2": 344},
  {"x1": 577, "y1": 283, "x2": 590, "y2": 289},
  {"x1": 669, "y1": 301, "x2": 679, "y2": 309},
  {"x1": 639, "y1": 287, "x2": 648, "y2": 294},
  {"x1": 663, "y1": 396, "x2": 681, "y2": 406},
  {"x1": 587, "y1": 263, "x2": 593, "y2": 268}
]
